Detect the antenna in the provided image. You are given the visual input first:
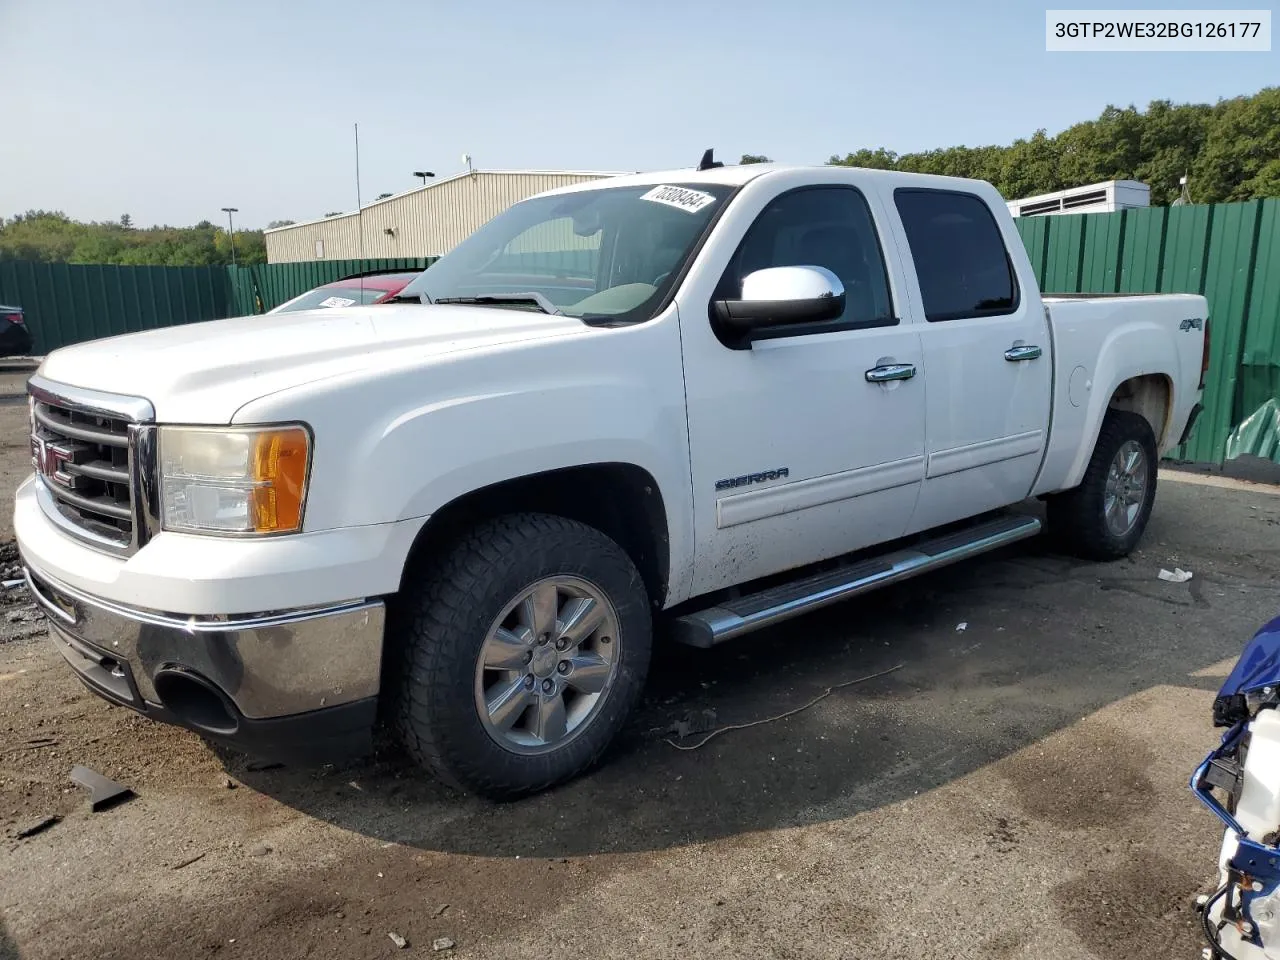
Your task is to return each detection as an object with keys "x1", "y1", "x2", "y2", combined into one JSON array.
[
  {"x1": 355, "y1": 122, "x2": 365, "y2": 301},
  {"x1": 697, "y1": 148, "x2": 723, "y2": 171},
  {"x1": 1173, "y1": 170, "x2": 1191, "y2": 206}
]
